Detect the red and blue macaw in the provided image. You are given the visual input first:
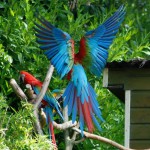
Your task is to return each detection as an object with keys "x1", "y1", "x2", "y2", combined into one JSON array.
[
  {"x1": 34, "y1": 5, "x2": 125, "y2": 134},
  {"x1": 20, "y1": 71, "x2": 63, "y2": 145}
]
